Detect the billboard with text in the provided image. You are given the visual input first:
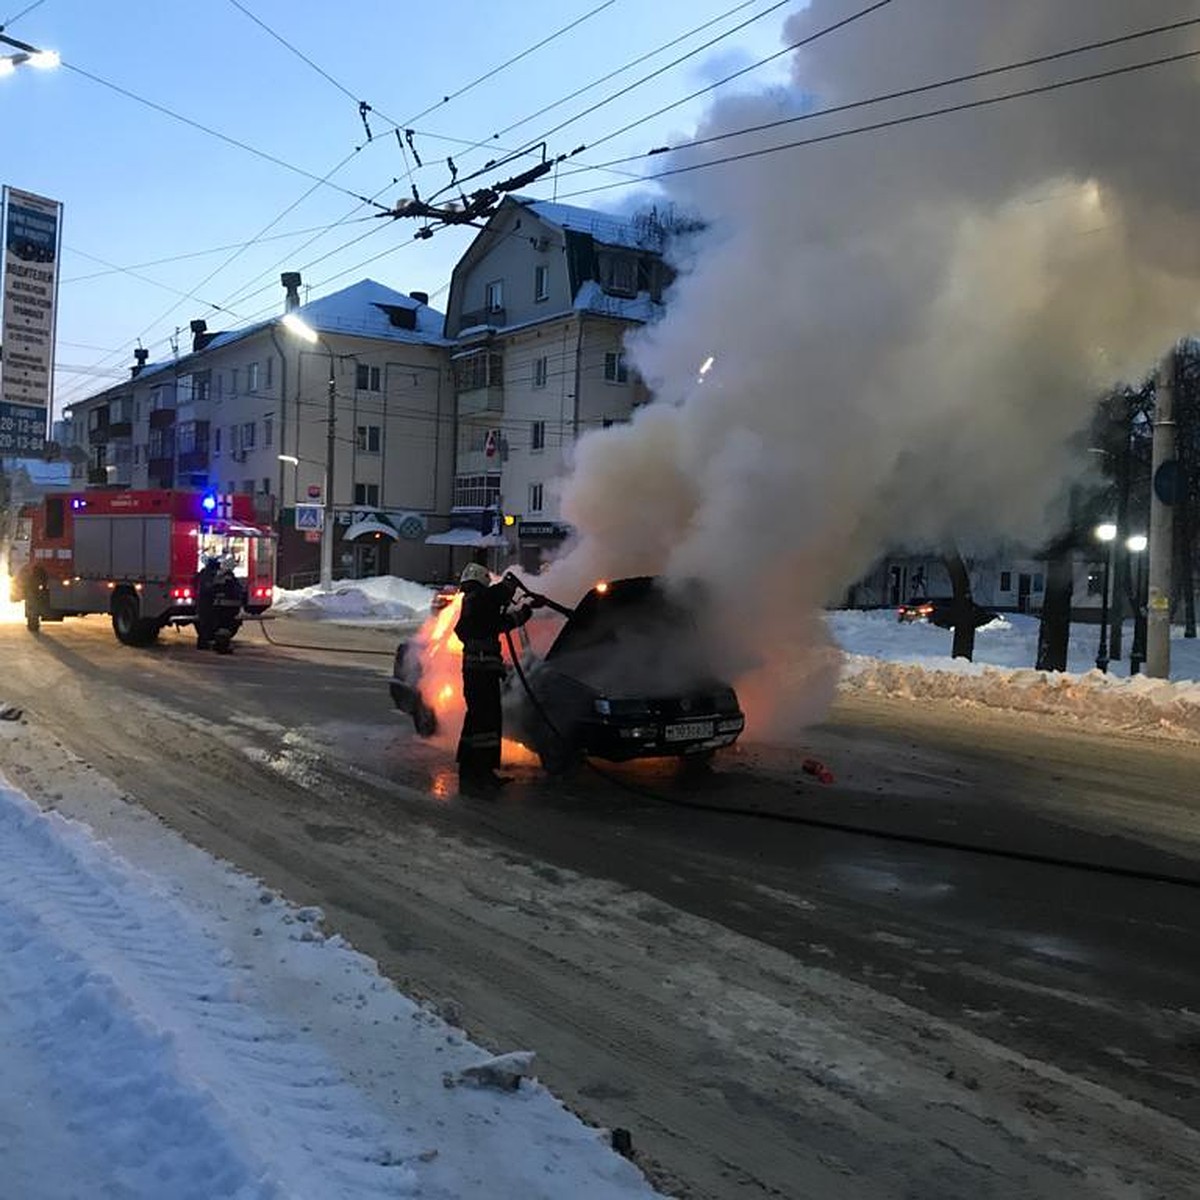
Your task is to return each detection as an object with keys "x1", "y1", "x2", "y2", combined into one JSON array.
[{"x1": 1, "y1": 186, "x2": 62, "y2": 455}]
